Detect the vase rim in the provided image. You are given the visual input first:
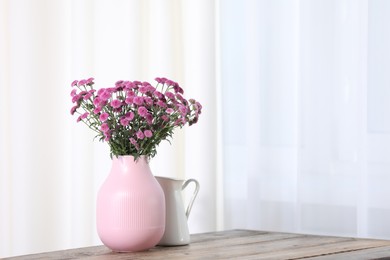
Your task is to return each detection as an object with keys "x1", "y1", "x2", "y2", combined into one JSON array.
[
  {"x1": 113, "y1": 155, "x2": 148, "y2": 158},
  {"x1": 112, "y1": 155, "x2": 149, "y2": 163}
]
